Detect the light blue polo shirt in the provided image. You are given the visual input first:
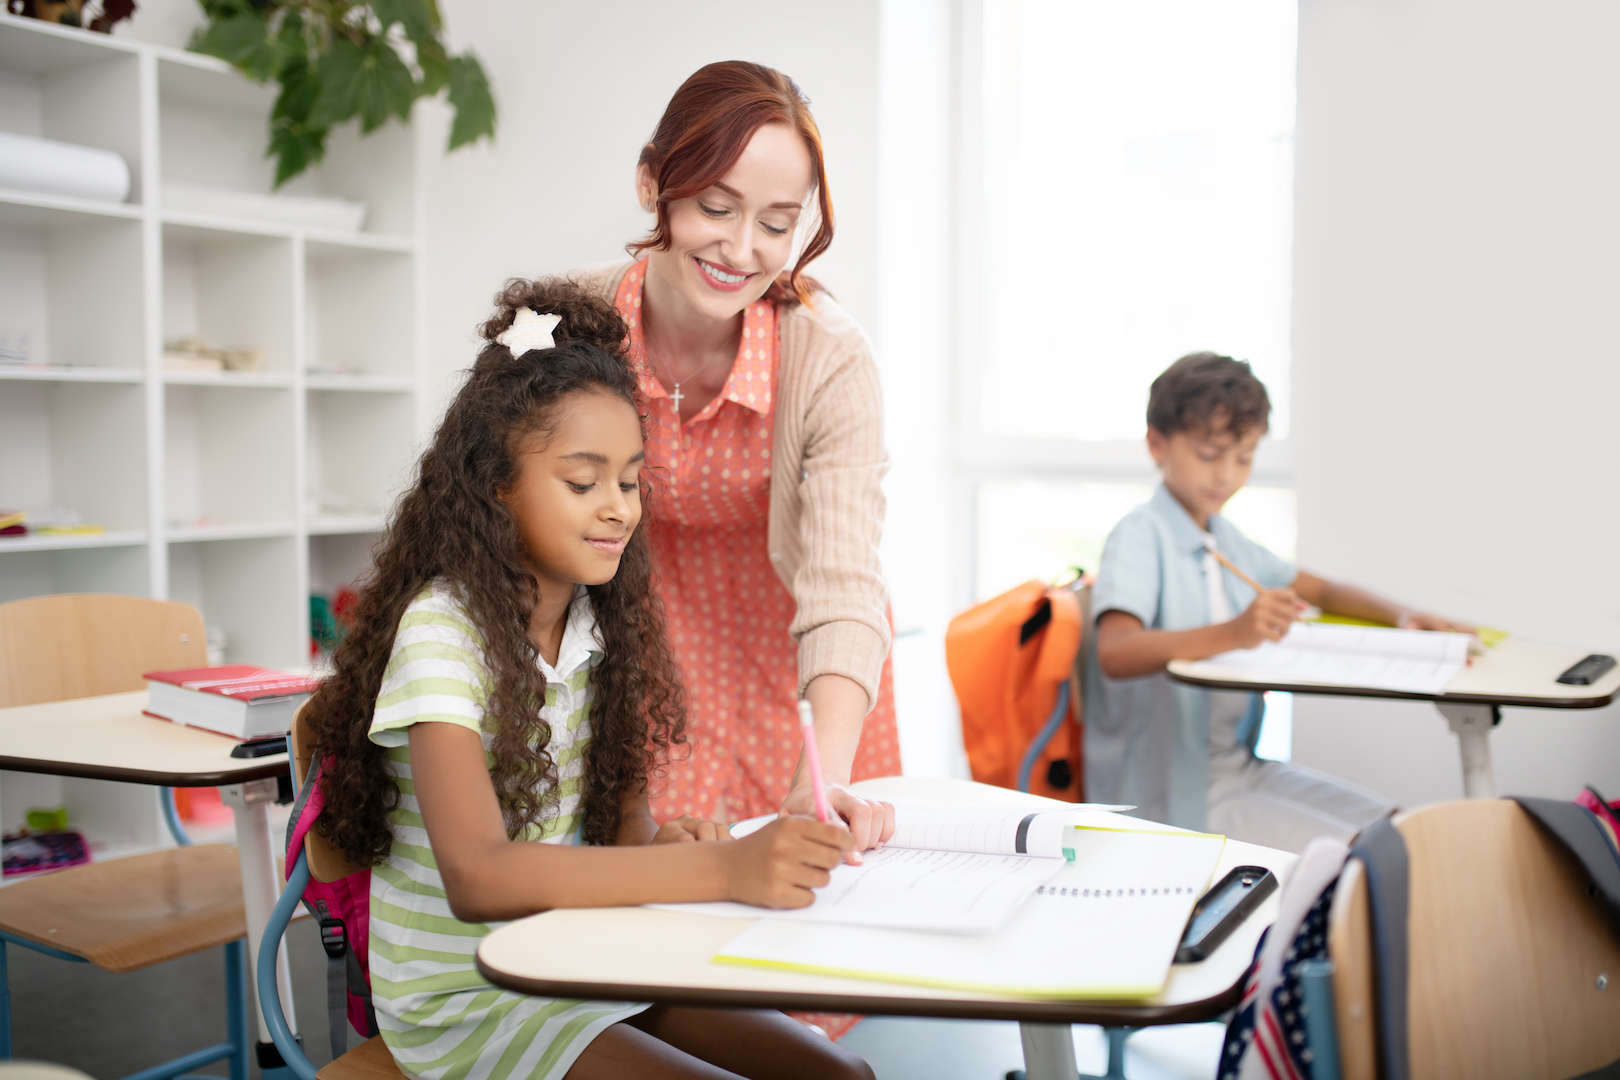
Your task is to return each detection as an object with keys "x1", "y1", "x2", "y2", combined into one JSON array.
[{"x1": 1083, "y1": 484, "x2": 1296, "y2": 830}]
